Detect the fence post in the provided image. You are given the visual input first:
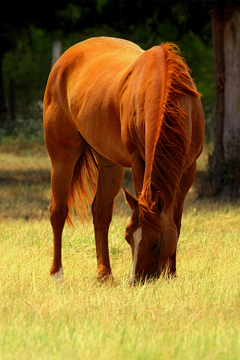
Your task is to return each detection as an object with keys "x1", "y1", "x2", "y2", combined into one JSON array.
[{"x1": 51, "y1": 41, "x2": 62, "y2": 68}]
